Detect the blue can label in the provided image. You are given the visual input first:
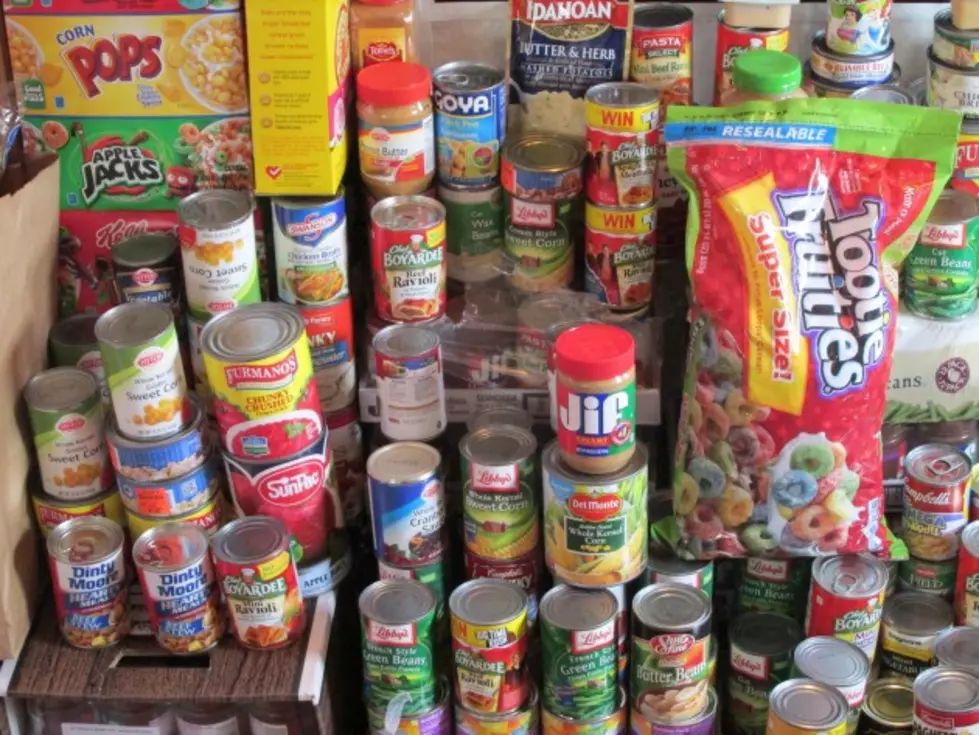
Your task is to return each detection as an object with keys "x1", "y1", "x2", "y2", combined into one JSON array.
[
  {"x1": 272, "y1": 196, "x2": 348, "y2": 306},
  {"x1": 107, "y1": 405, "x2": 209, "y2": 484},
  {"x1": 434, "y1": 79, "x2": 507, "y2": 188},
  {"x1": 116, "y1": 454, "x2": 222, "y2": 518},
  {"x1": 369, "y1": 472, "x2": 446, "y2": 567}
]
